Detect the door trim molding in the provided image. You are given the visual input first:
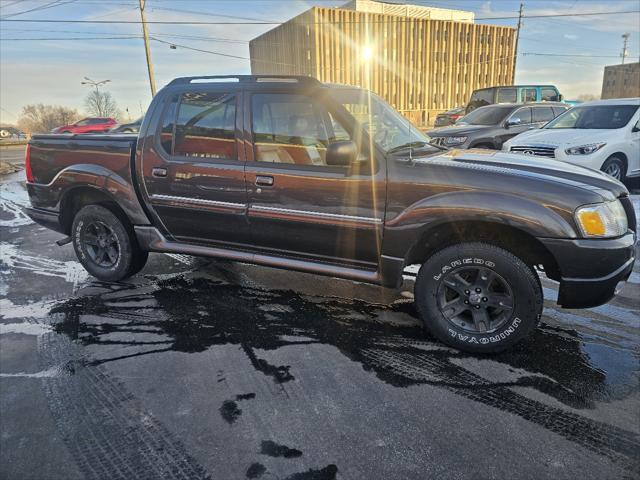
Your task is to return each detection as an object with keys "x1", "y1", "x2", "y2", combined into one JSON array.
[
  {"x1": 249, "y1": 205, "x2": 383, "y2": 228},
  {"x1": 150, "y1": 194, "x2": 246, "y2": 212}
]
